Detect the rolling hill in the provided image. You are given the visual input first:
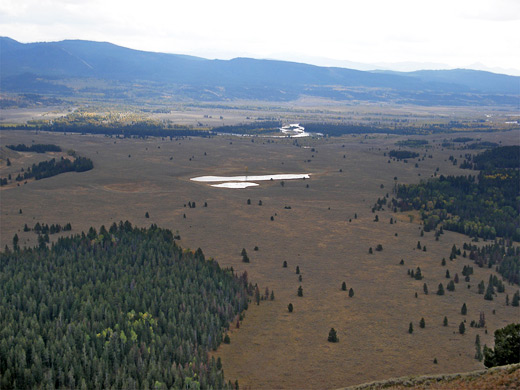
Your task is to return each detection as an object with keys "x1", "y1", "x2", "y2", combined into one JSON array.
[{"x1": 1, "y1": 37, "x2": 518, "y2": 105}]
